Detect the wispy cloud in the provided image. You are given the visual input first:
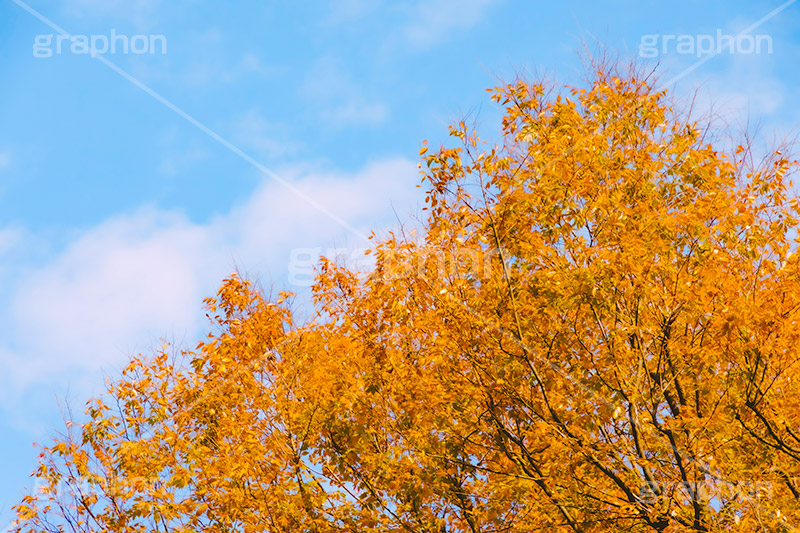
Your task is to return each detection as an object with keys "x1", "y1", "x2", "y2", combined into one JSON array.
[
  {"x1": 158, "y1": 148, "x2": 209, "y2": 176},
  {"x1": 229, "y1": 109, "x2": 300, "y2": 160},
  {"x1": 301, "y1": 57, "x2": 388, "y2": 127},
  {"x1": 0, "y1": 228, "x2": 22, "y2": 253},
  {"x1": 228, "y1": 53, "x2": 276, "y2": 80},
  {"x1": 61, "y1": 0, "x2": 163, "y2": 27},
  {"x1": 323, "y1": 100, "x2": 388, "y2": 127},
  {"x1": 401, "y1": 0, "x2": 498, "y2": 50},
  {"x1": 178, "y1": 52, "x2": 276, "y2": 87},
  {"x1": 59, "y1": 0, "x2": 164, "y2": 32},
  {"x1": 322, "y1": 0, "x2": 382, "y2": 25},
  {"x1": 0, "y1": 228, "x2": 25, "y2": 286}
]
